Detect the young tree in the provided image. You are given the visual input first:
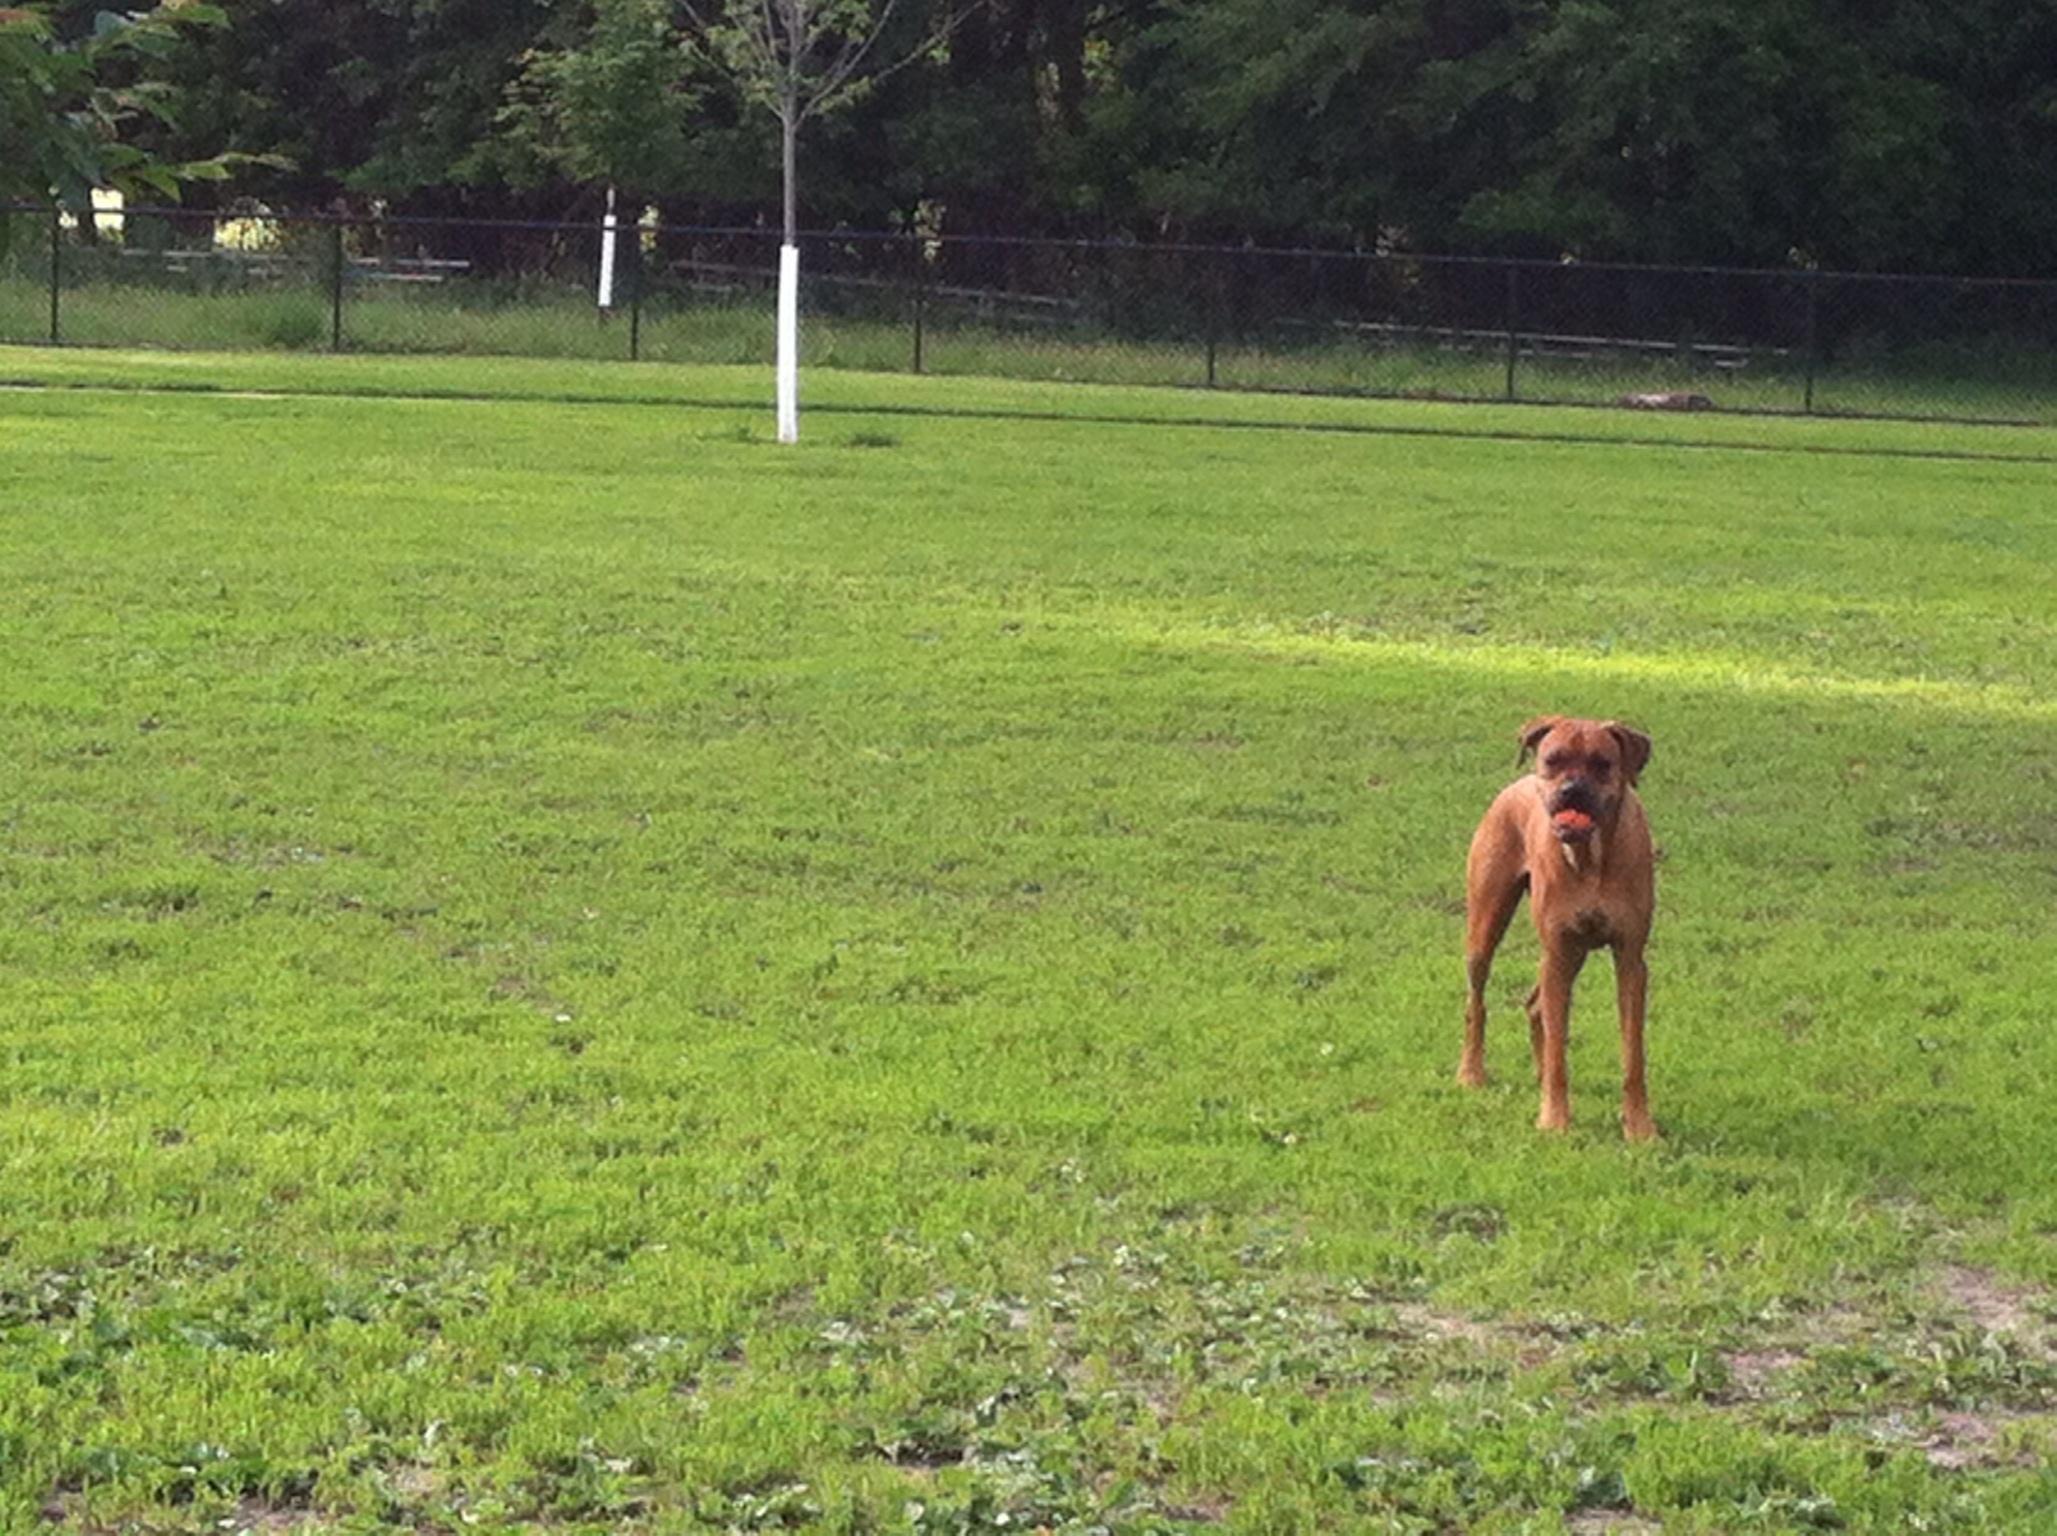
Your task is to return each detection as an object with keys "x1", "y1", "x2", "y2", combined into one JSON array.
[
  {"x1": 494, "y1": 0, "x2": 700, "y2": 310},
  {"x1": 680, "y1": 0, "x2": 970, "y2": 440},
  {"x1": 496, "y1": 0, "x2": 696, "y2": 199}
]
